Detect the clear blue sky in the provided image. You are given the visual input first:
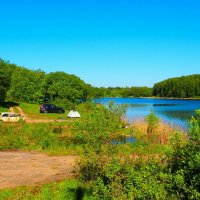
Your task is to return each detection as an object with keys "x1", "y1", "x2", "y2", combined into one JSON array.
[{"x1": 0, "y1": 0, "x2": 200, "y2": 87}]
